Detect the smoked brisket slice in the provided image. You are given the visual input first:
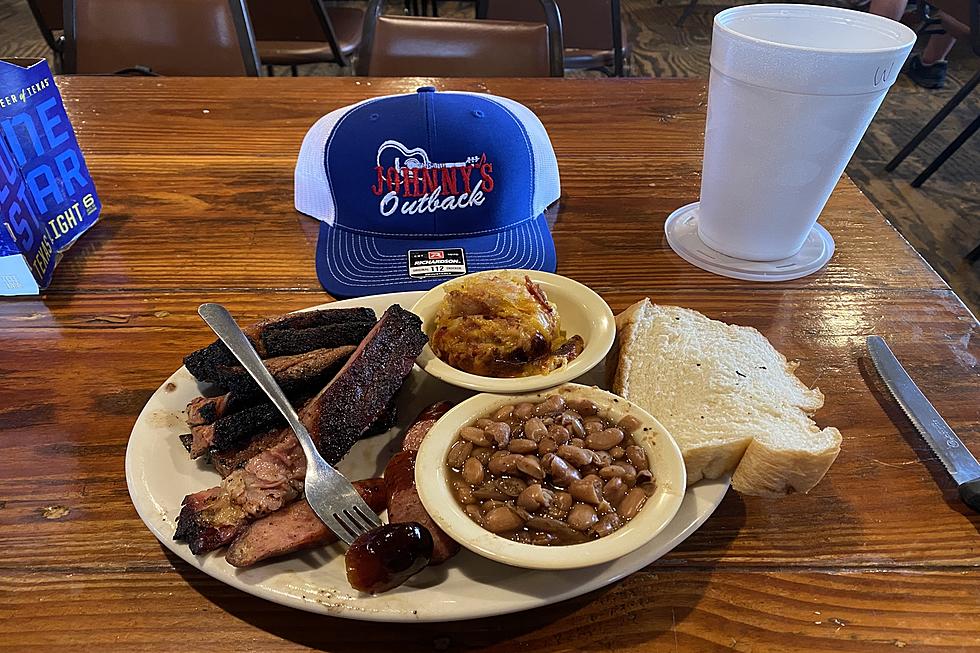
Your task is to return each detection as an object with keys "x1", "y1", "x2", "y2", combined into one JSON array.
[
  {"x1": 211, "y1": 429, "x2": 289, "y2": 477},
  {"x1": 225, "y1": 478, "x2": 388, "y2": 567},
  {"x1": 307, "y1": 304, "x2": 427, "y2": 464},
  {"x1": 174, "y1": 304, "x2": 426, "y2": 554},
  {"x1": 184, "y1": 346, "x2": 355, "y2": 458},
  {"x1": 183, "y1": 307, "x2": 375, "y2": 385}
]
